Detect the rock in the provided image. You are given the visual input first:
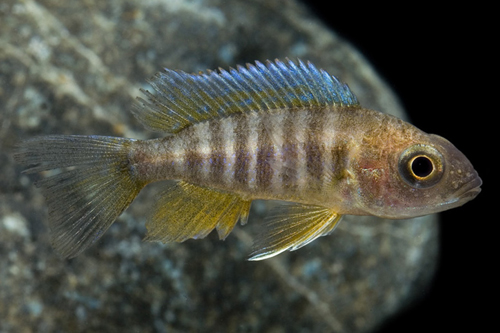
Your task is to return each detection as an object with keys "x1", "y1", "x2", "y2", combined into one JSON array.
[{"x1": 0, "y1": 0, "x2": 438, "y2": 332}]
